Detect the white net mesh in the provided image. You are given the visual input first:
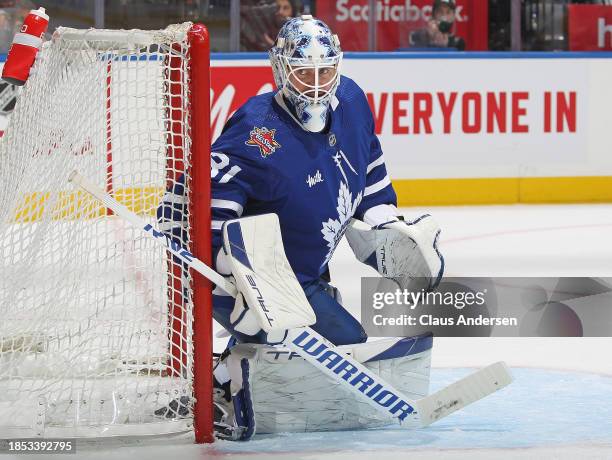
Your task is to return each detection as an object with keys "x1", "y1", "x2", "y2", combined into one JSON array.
[{"x1": 0, "y1": 23, "x2": 199, "y2": 437}]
